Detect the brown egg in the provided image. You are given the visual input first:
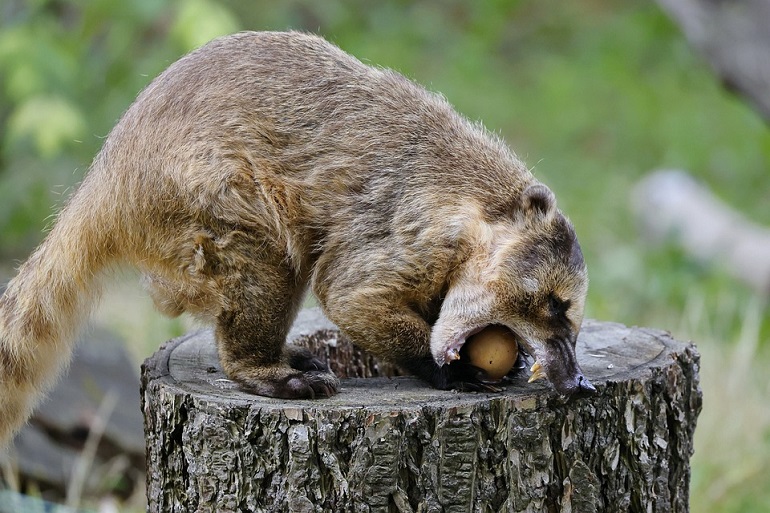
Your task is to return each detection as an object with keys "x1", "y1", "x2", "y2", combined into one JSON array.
[{"x1": 464, "y1": 325, "x2": 519, "y2": 380}]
